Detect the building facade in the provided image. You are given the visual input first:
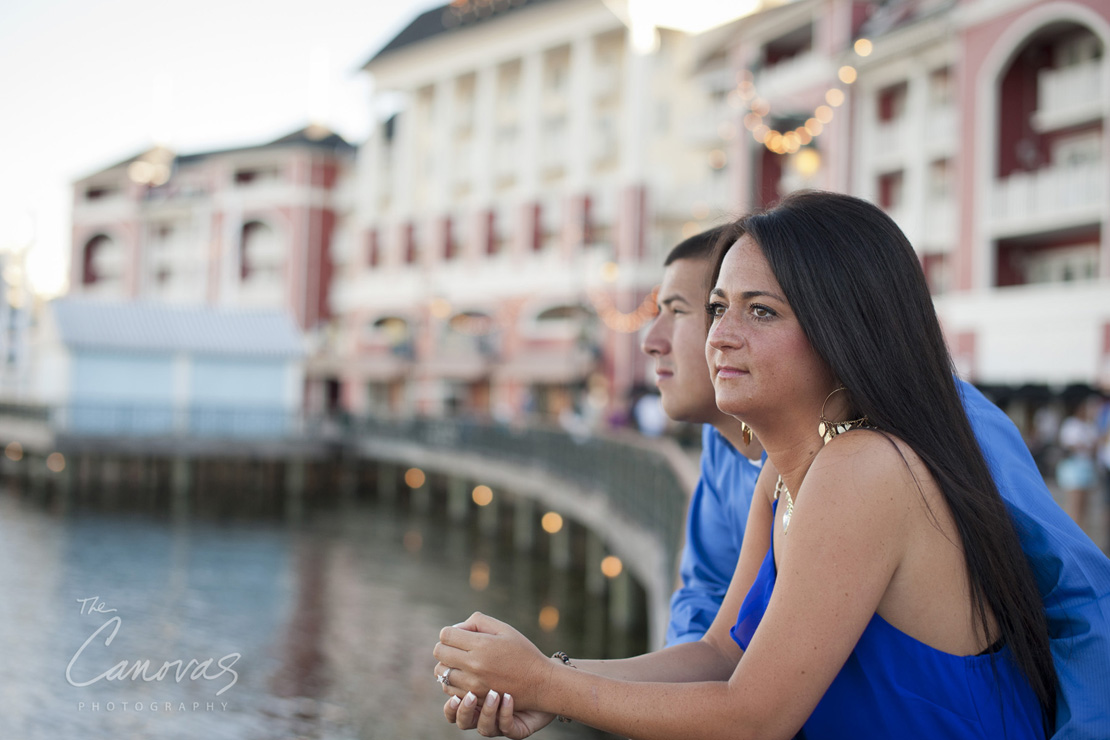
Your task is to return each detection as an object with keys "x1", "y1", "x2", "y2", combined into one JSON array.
[
  {"x1": 63, "y1": 0, "x2": 1110, "y2": 426},
  {"x1": 332, "y1": 0, "x2": 750, "y2": 420},
  {"x1": 69, "y1": 126, "x2": 355, "y2": 333}
]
